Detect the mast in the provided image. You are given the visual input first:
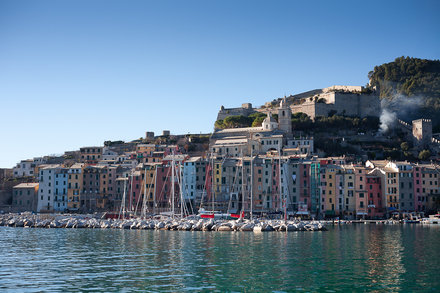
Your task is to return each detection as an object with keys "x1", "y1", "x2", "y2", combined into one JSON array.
[
  {"x1": 153, "y1": 166, "x2": 157, "y2": 215},
  {"x1": 180, "y1": 160, "x2": 184, "y2": 218},
  {"x1": 278, "y1": 145, "x2": 283, "y2": 220},
  {"x1": 171, "y1": 153, "x2": 175, "y2": 219},
  {"x1": 211, "y1": 155, "x2": 214, "y2": 212},
  {"x1": 129, "y1": 170, "x2": 134, "y2": 212},
  {"x1": 241, "y1": 151, "x2": 245, "y2": 219},
  {"x1": 250, "y1": 149, "x2": 253, "y2": 220},
  {"x1": 141, "y1": 166, "x2": 147, "y2": 218},
  {"x1": 119, "y1": 178, "x2": 127, "y2": 220}
]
